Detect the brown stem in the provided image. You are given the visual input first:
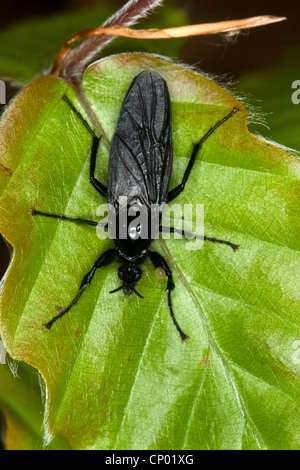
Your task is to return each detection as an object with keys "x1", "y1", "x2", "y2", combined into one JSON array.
[{"x1": 54, "y1": 0, "x2": 164, "y2": 140}]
